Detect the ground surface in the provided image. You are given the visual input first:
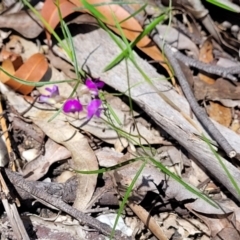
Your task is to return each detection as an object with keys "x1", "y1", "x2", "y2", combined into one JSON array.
[{"x1": 1, "y1": 0, "x2": 240, "y2": 240}]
